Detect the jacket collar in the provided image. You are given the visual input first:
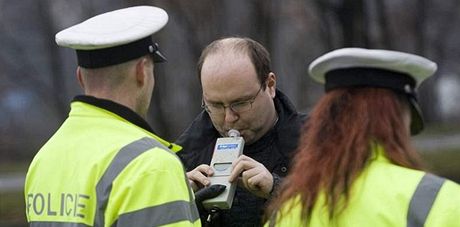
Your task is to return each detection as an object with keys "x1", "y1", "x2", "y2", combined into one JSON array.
[
  {"x1": 72, "y1": 95, "x2": 155, "y2": 133},
  {"x1": 245, "y1": 89, "x2": 306, "y2": 153}
]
